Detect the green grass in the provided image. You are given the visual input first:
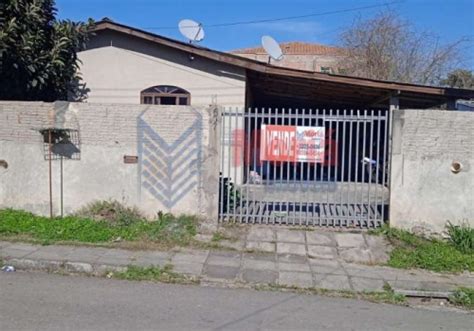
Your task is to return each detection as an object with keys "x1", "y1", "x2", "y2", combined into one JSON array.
[
  {"x1": 445, "y1": 222, "x2": 474, "y2": 254},
  {"x1": 371, "y1": 225, "x2": 474, "y2": 273},
  {"x1": 112, "y1": 265, "x2": 198, "y2": 284},
  {"x1": 0, "y1": 208, "x2": 198, "y2": 247},
  {"x1": 449, "y1": 287, "x2": 474, "y2": 310}
]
